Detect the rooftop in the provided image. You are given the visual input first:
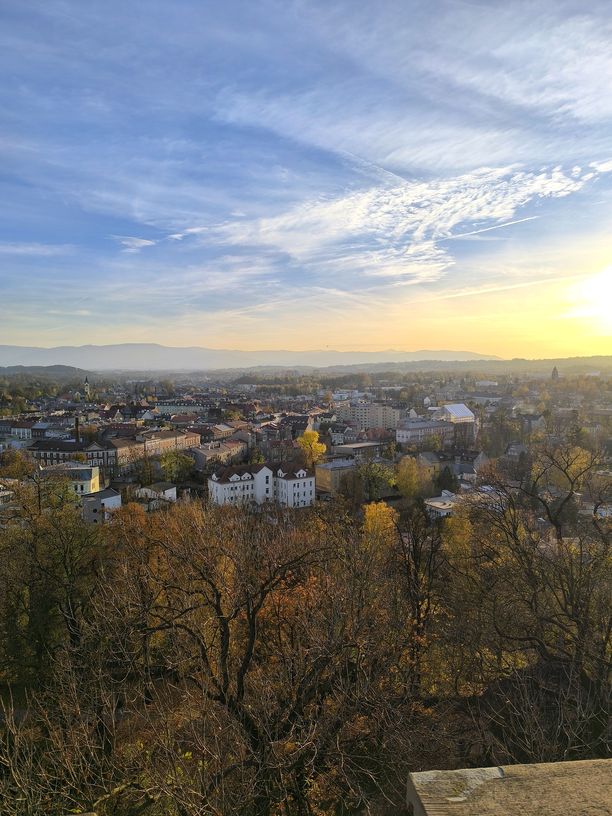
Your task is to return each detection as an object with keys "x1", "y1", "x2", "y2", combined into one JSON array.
[{"x1": 439, "y1": 403, "x2": 475, "y2": 420}]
